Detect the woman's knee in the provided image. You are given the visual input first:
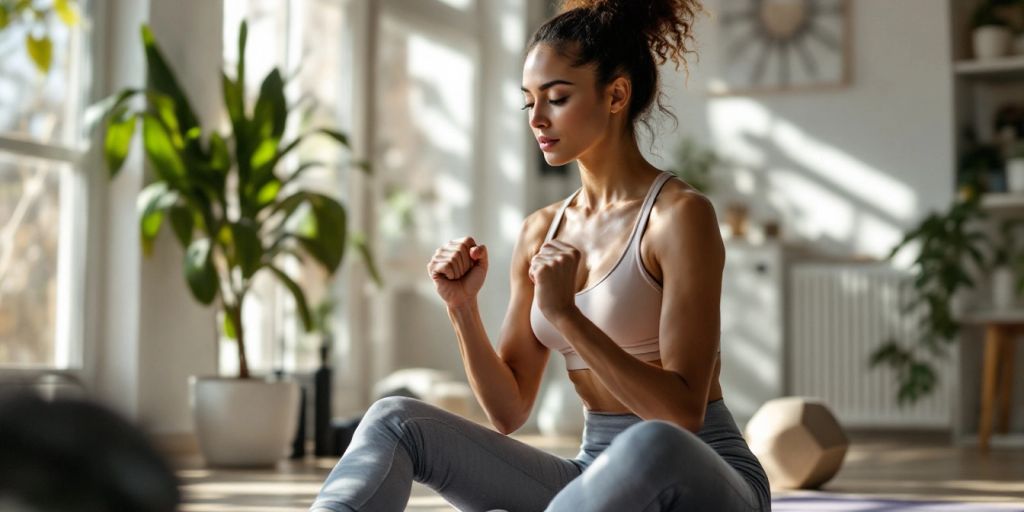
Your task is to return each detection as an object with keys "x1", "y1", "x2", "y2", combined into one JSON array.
[
  {"x1": 613, "y1": 420, "x2": 702, "y2": 468},
  {"x1": 363, "y1": 396, "x2": 437, "y2": 424}
]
